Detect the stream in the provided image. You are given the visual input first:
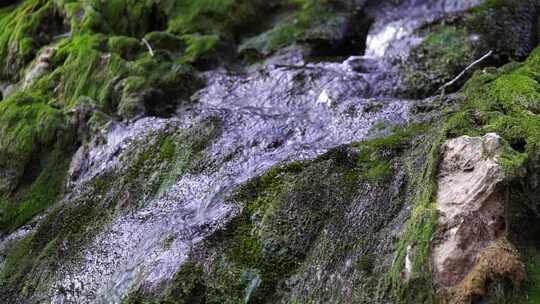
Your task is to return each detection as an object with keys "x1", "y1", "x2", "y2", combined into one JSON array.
[{"x1": 0, "y1": 1, "x2": 484, "y2": 303}]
